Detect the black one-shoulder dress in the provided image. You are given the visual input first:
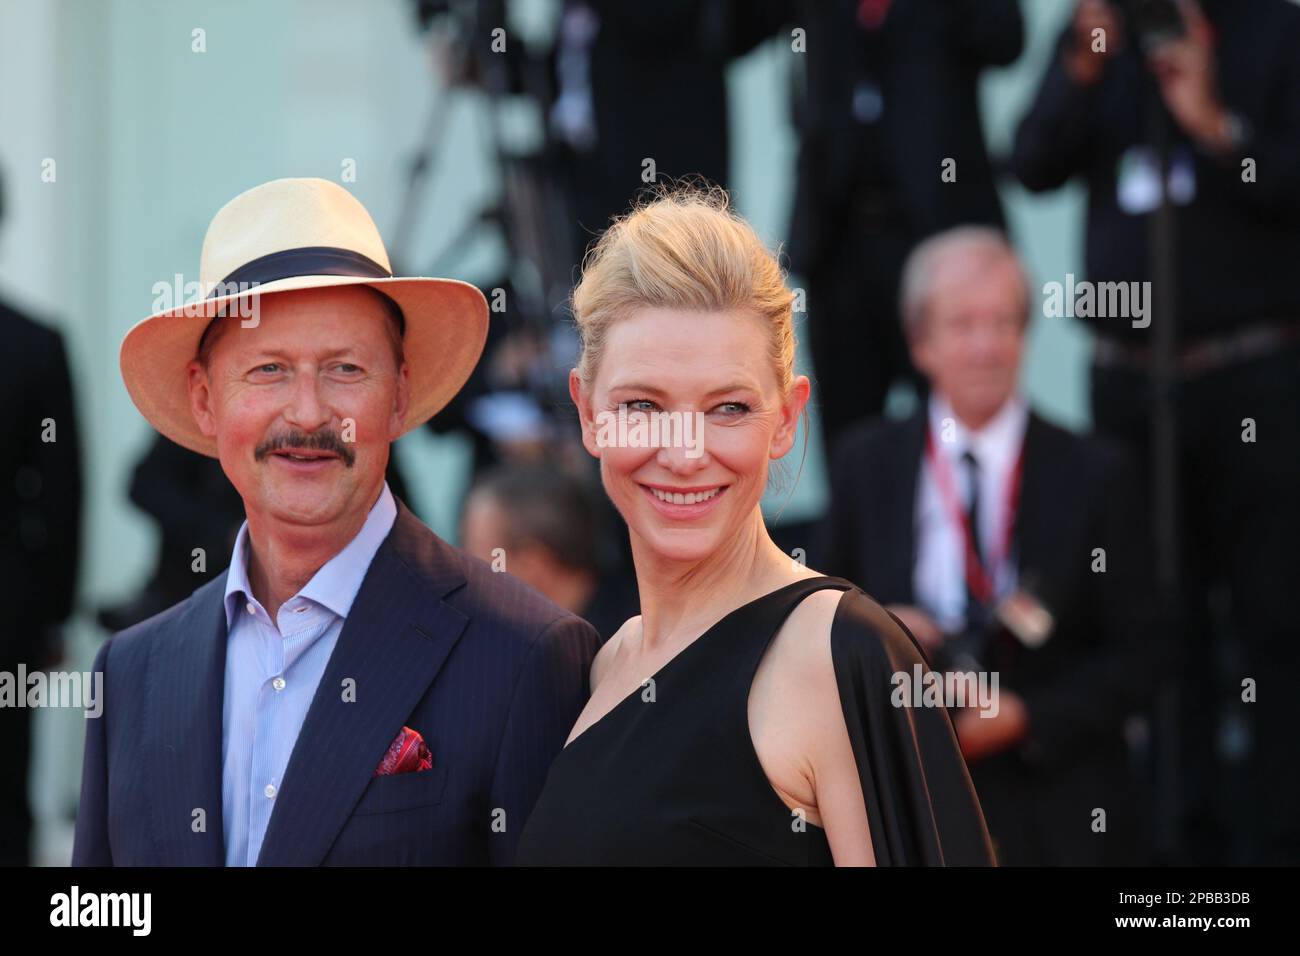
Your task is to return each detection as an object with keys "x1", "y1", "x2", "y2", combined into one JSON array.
[{"x1": 515, "y1": 576, "x2": 995, "y2": 865}]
